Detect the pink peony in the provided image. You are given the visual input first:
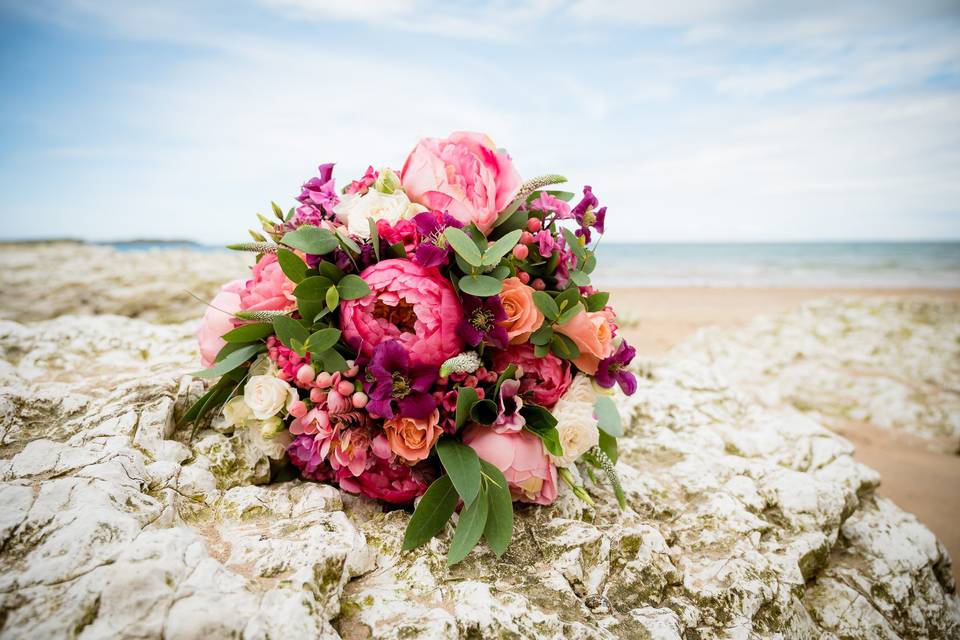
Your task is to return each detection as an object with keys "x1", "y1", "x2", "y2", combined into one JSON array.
[
  {"x1": 197, "y1": 280, "x2": 244, "y2": 368},
  {"x1": 336, "y1": 434, "x2": 432, "y2": 504},
  {"x1": 339, "y1": 259, "x2": 462, "y2": 367},
  {"x1": 400, "y1": 132, "x2": 522, "y2": 235},
  {"x1": 492, "y1": 344, "x2": 572, "y2": 408},
  {"x1": 463, "y1": 425, "x2": 558, "y2": 505},
  {"x1": 239, "y1": 253, "x2": 297, "y2": 312}
]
